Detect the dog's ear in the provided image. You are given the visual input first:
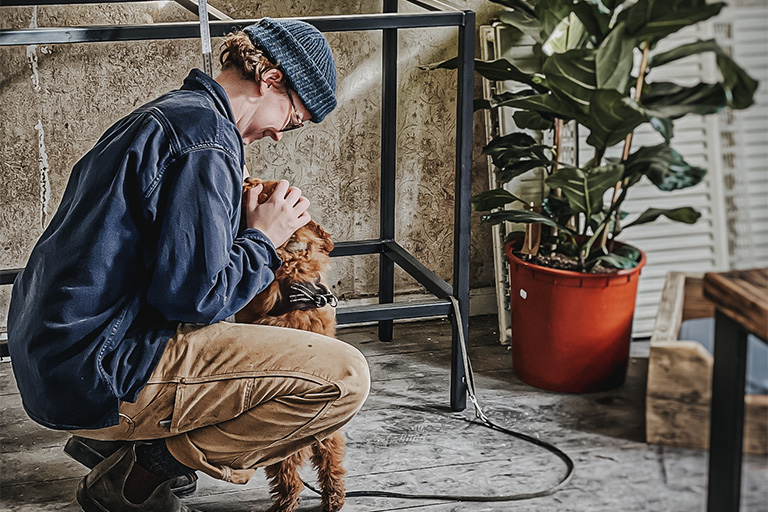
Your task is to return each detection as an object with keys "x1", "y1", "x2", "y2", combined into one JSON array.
[
  {"x1": 243, "y1": 178, "x2": 280, "y2": 205},
  {"x1": 307, "y1": 221, "x2": 334, "y2": 254},
  {"x1": 243, "y1": 177, "x2": 262, "y2": 191}
]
